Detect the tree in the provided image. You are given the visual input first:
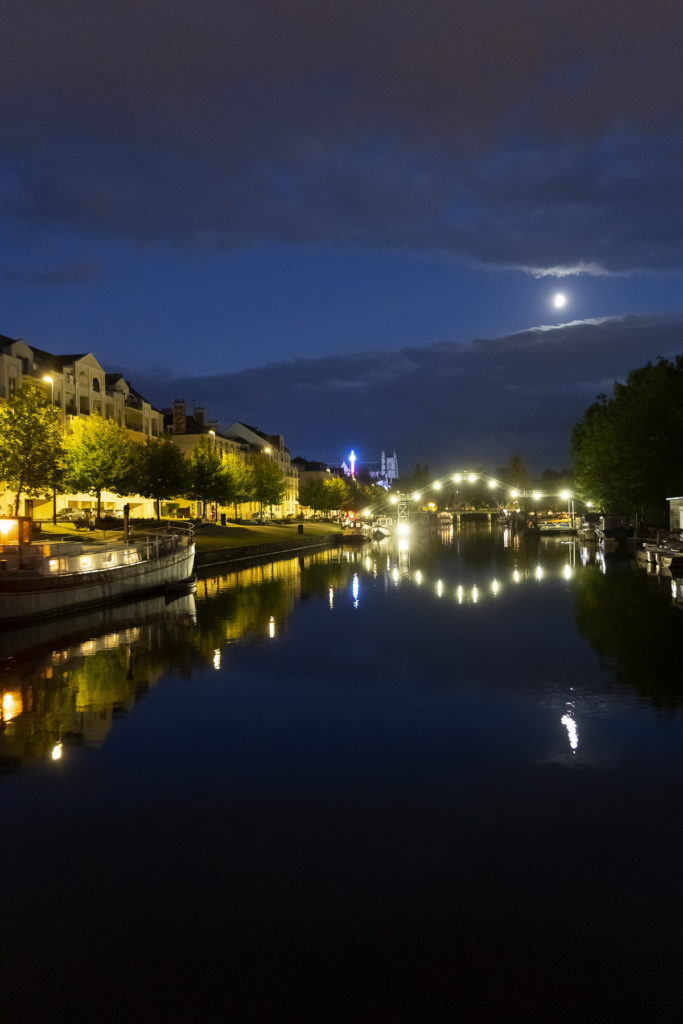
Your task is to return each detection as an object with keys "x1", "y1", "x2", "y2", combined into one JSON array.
[
  {"x1": 187, "y1": 437, "x2": 231, "y2": 516},
  {"x1": 223, "y1": 451, "x2": 253, "y2": 518},
  {"x1": 572, "y1": 356, "x2": 683, "y2": 526},
  {"x1": 64, "y1": 413, "x2": 134, "y2": 518},
  {"x1": 299, "y1": 477, "x2": 326, "y2": 516},
  {"x1": 0, "y1": 380, "x2": 65, "y2": 515},
  {"x1": 249, "y1": 452, "x2": 285, "y2": 514},
  {"x1": 502, "y1": 455, "x2": 531, "y2": 491},
  {"x1": 322, "y1": 477, "x2": 349, "y2": 518},
  {"x1": 131, "y1": 436, "x2": 188, "y2": 519}
]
